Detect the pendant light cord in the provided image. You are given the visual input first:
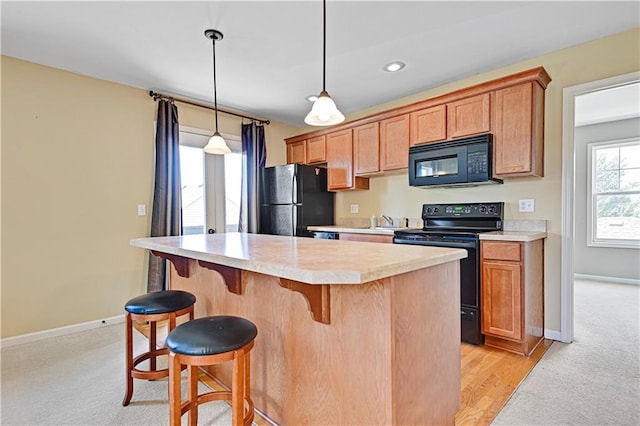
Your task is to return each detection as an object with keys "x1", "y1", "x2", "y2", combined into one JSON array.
[
  {"x1": 212, "y1": 37, "x2": 219, "y2": 132},
  {"x1": 322, "y1": 0, "x2": 326, "y2": 92}
]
